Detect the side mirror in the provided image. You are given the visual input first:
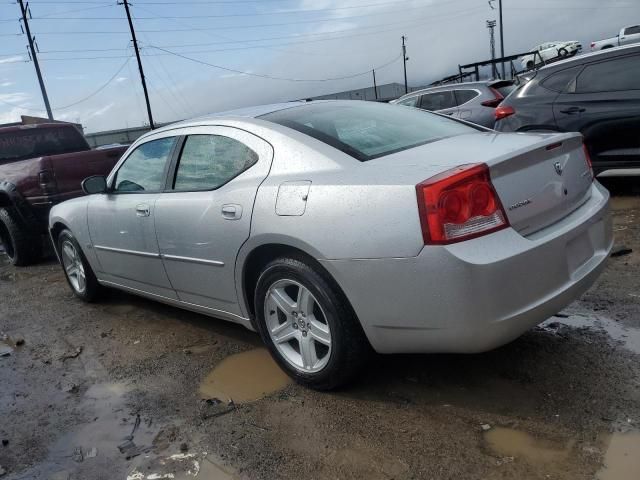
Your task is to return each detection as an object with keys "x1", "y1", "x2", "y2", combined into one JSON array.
[{"x1": 82, "y1": 175, "x2": 108, "y2": 195}]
